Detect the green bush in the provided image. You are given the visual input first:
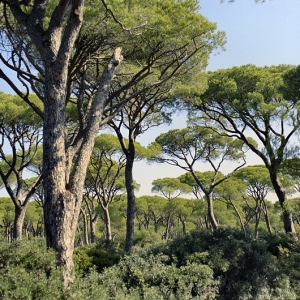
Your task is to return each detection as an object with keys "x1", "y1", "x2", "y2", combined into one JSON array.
[
  {"x1": 1, "y1": 230, "x2": 300, "y2": 299},
  {"x1": 0, "y1": 238, "x2": 66, "y2": 299},
  {"x1": 151, "y1": 228, "x2": 299, "y2": 299},
  {"x1": 73, "y1": 241, "x2": 124, "y2": 274},
  {"x1": 96, "y1": 248, "x2": 219, "y2": 299}
]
